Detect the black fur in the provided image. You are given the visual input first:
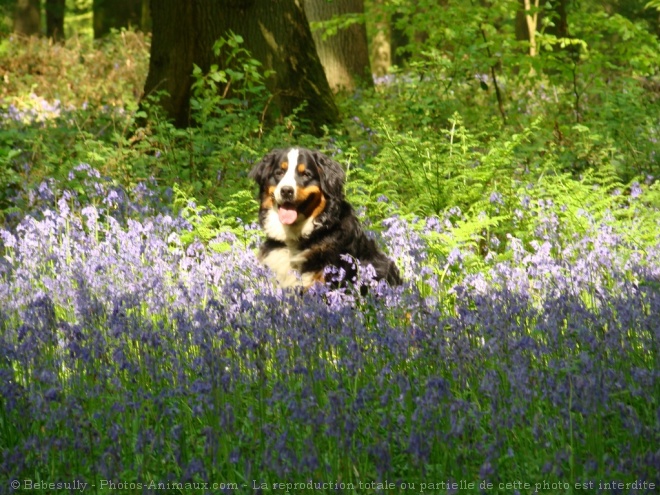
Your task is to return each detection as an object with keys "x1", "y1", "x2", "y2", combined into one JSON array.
[{"x1": 249, "y1": 147, "x2": 401, "y2": 288}]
